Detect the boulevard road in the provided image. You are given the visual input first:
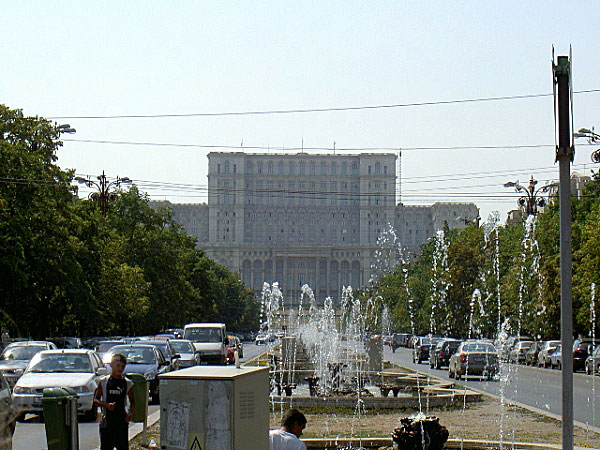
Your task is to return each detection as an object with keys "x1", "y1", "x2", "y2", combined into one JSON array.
[
  {"x1": 385, "y1": 347, "x2": 600, "y2": 430},
  {"x1": 12, "y1": 343, "x2": 265, "y2": 450}
]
